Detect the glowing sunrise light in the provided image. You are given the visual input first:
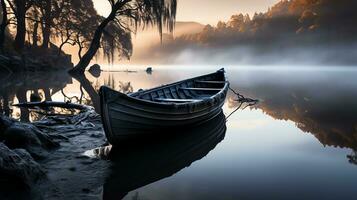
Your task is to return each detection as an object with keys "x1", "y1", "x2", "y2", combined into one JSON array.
[
  {"x1": 92, "y1": 0, "x2": 280, "y2": 25},
  {"x1": 92, "y1": 0, "x2": 111, "y2": 17}
]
